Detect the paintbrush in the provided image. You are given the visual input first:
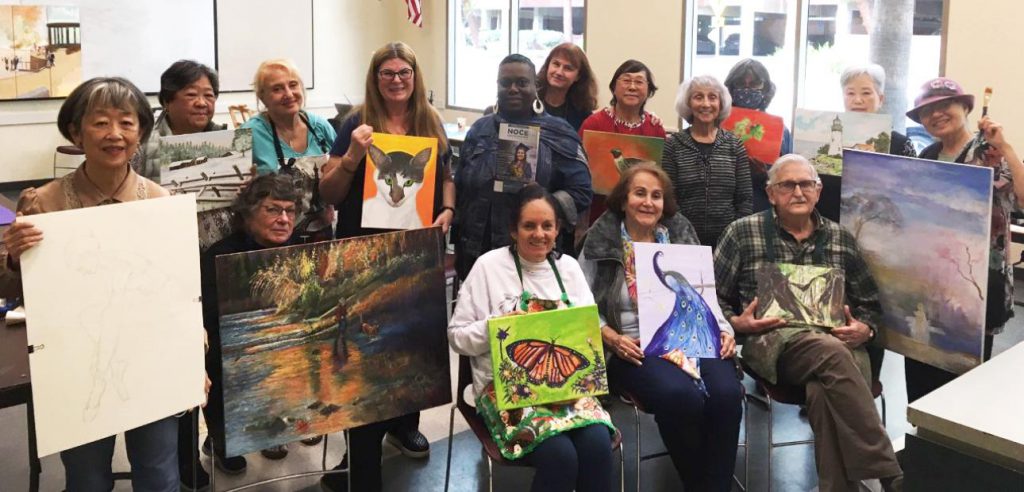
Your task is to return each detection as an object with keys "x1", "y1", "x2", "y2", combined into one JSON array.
[
  {"x1": 974, "y1": 87, "x2": 994, "y2": 164},
  {"x1": 982, "y1": 87, "x2": 993, "y2": 117}
]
